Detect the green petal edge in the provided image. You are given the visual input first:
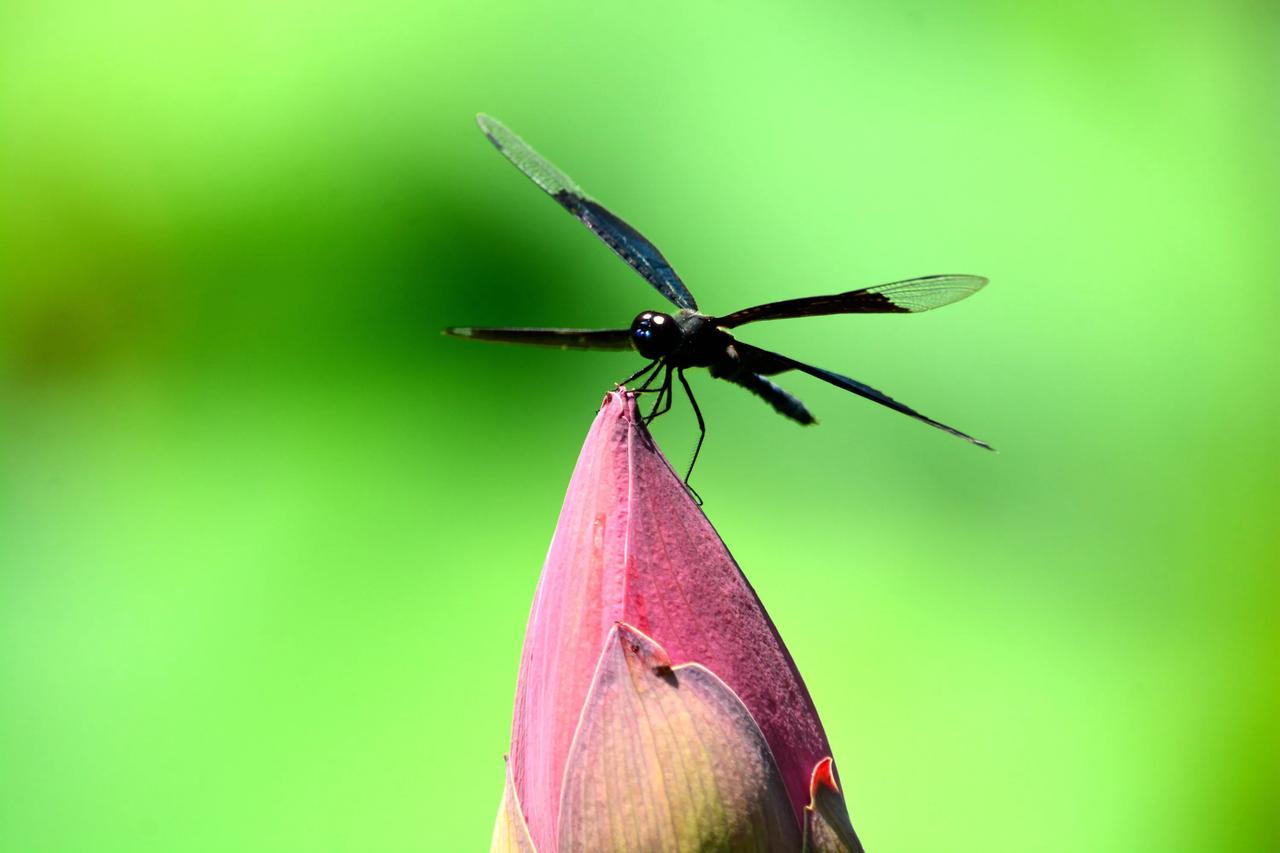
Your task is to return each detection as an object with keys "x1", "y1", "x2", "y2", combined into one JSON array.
[{"x1": 491, "y1": 756, "x2": 537, "y2": 853}]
